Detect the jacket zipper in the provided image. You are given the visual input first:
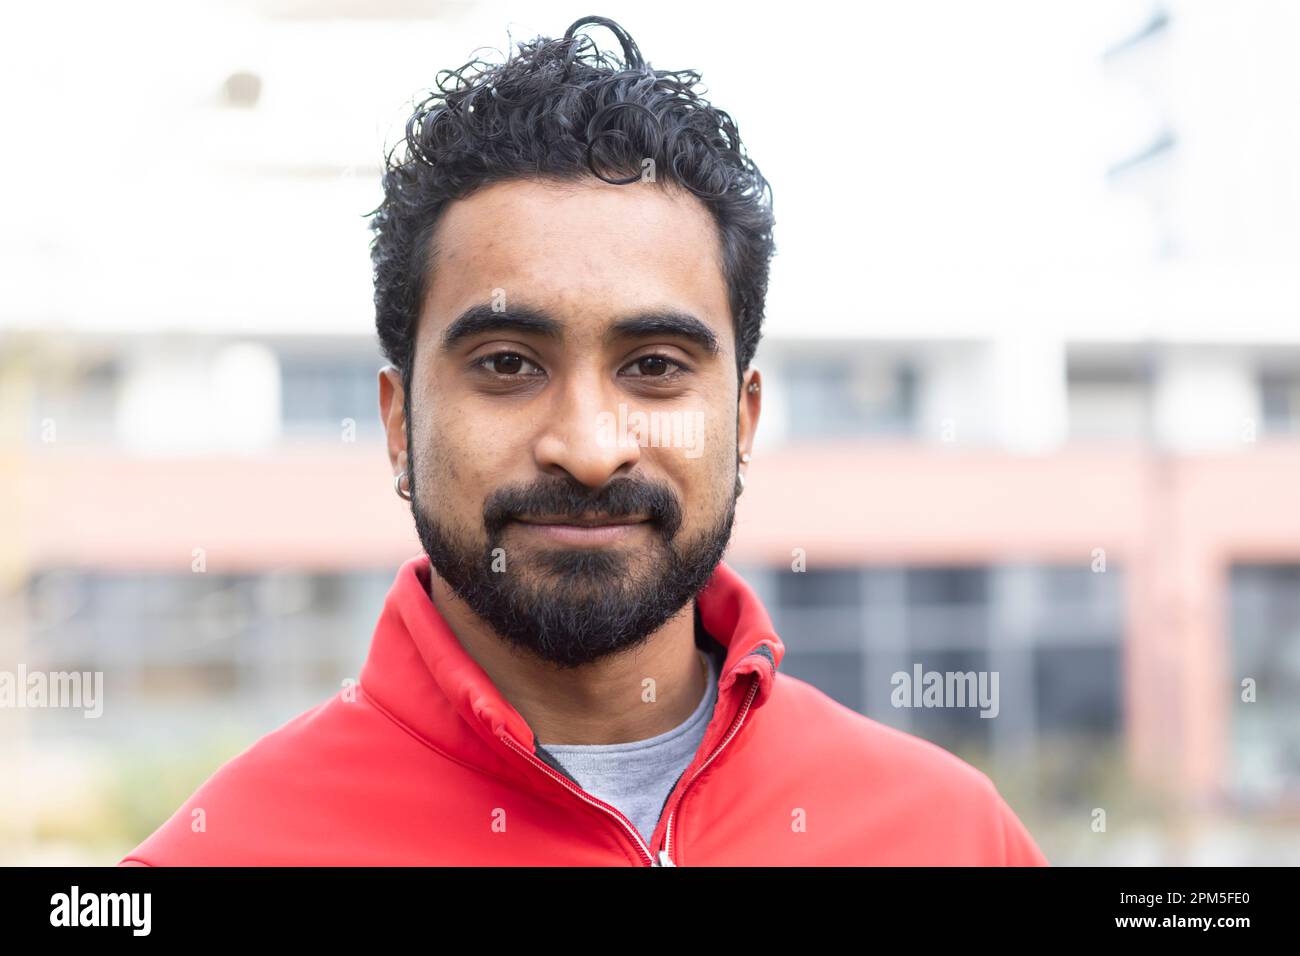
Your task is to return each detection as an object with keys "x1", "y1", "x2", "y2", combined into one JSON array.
[
  {"x1": 499, "y1": 666, "x2": 763, "y2": 868},
  {"x1": 656, "y1": 673, "x2": 761, "y2": 866},
  {"x1": 499, "y1": 732, "x2": 657, "y2": 866}
]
